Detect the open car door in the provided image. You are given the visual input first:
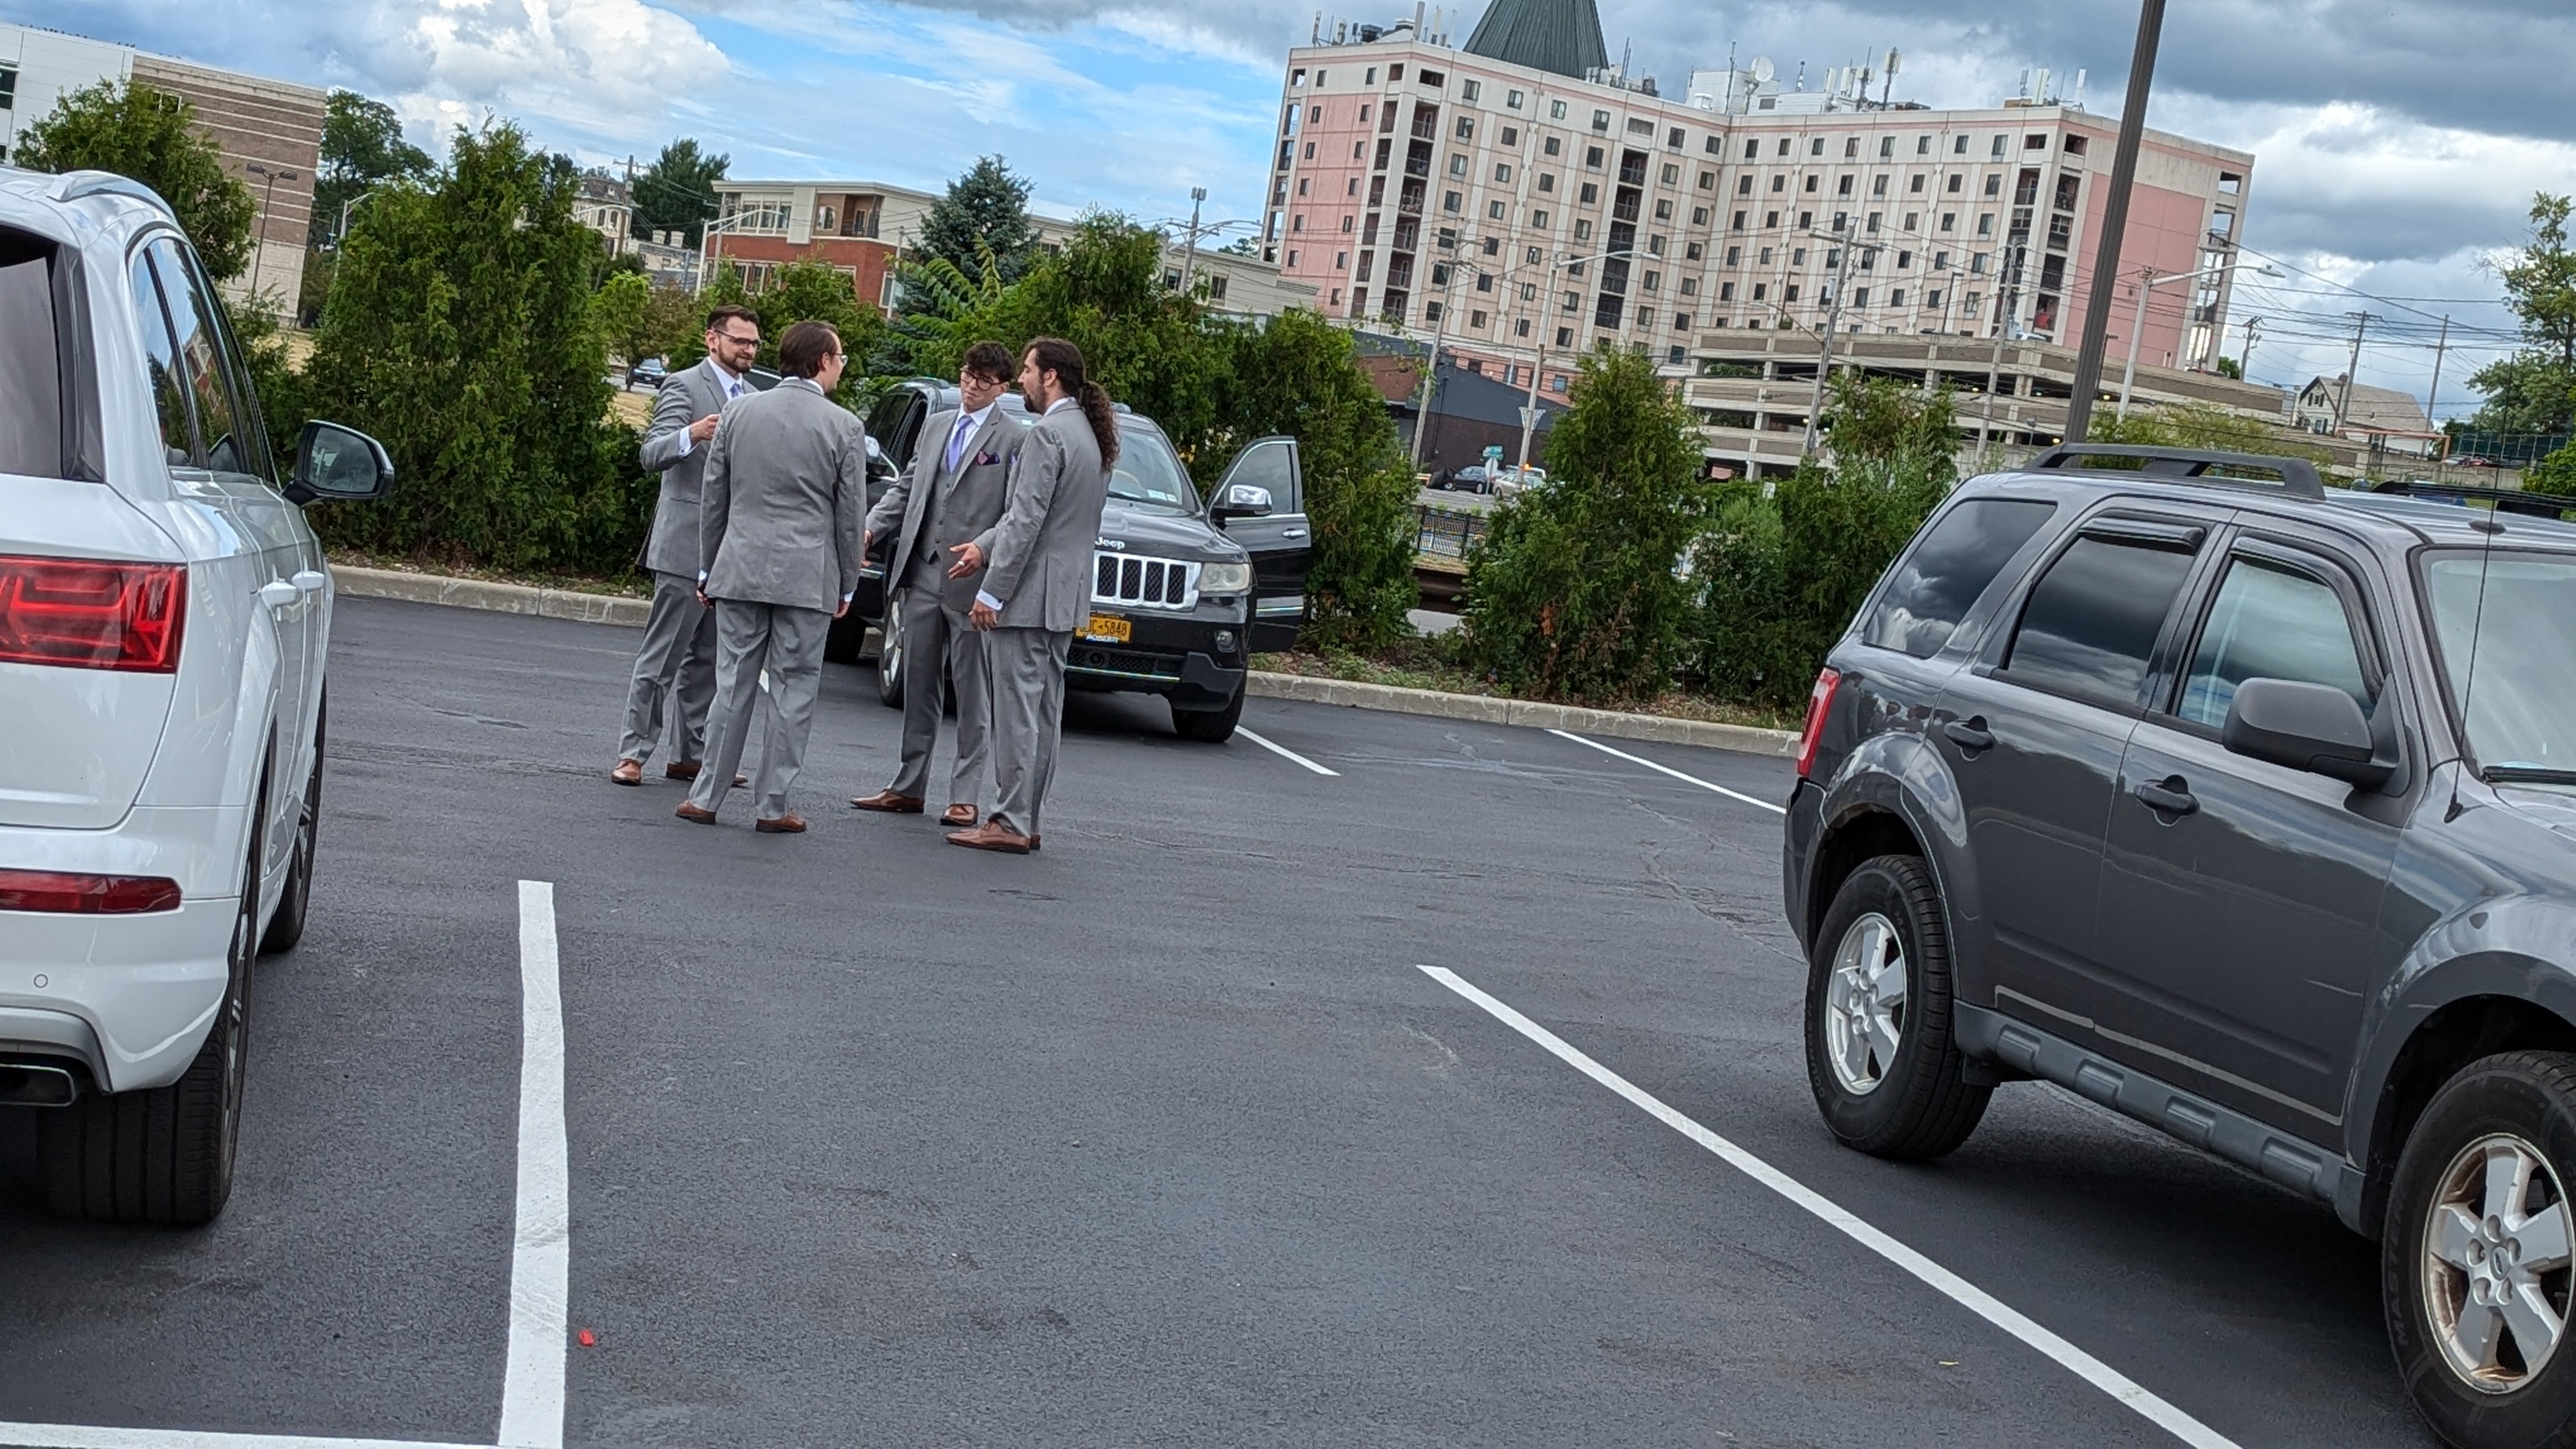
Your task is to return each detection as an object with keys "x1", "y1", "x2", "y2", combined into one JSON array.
[{"x1": 1210, "y1": 436, "x2": 1309, "y2": 652}]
